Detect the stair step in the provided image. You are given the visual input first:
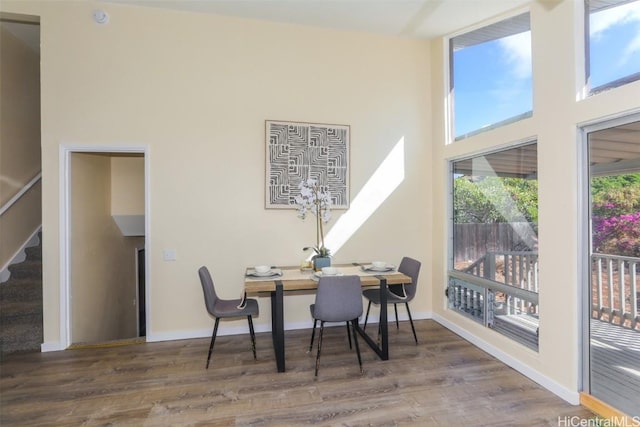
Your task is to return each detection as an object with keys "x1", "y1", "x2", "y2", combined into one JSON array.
[
  {"x1": 25, "y1": 244, "x2": 42, "y2": 261},
  {"x1": 0, "y1": 281, "x2": 42, "y2": 301},
  {"x1": 1, "y1": 300, "x2": 42, "y2": 318},
  {"x1": 7, "y1": 260, "x2": 42, "y2": 280},
  {"x1": 1, "y1": 234, "x2": 43, "y2": 356},
  {"x1": 0, "y1": 314, "x2": 43, "y2": 324},
  {"x1": 0, "y1": 321, "x2": 43, "y2": 355}
]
